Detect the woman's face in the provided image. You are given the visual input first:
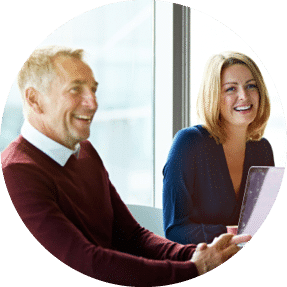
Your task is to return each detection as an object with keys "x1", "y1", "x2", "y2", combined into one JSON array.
[{"x1": 220, "y1": 64, "x2": 259, "y2": 131}]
